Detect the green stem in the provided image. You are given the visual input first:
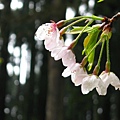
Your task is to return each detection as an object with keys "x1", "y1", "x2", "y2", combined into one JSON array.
[
  {"x1": 106, "y1": 38, "x2": 110, "y2": 63},
  {"x1": 64, "y1": 15, "x2": 104, "y2": 23},
  {"x1": 86, "y1": 38, "x2": 102, "y2": 58},
  {"x1": 93, "y1": 38, "x2": 105, "y2": 75},
  {"x1": 97, "y1": 40, "x2": 105, "y2": 66},
  {"x1": 106, "y1": 38, "x2": 111, "y2": 72},
  {"x1": 60, "y1": 15, "x2": 104, "y2": 35},
  {"x1": 65, "y1": 18, "x2": 86, "y2": 30},
  {"x1": 60, "y1": 18, "x2": 86, "y2": 35}
]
